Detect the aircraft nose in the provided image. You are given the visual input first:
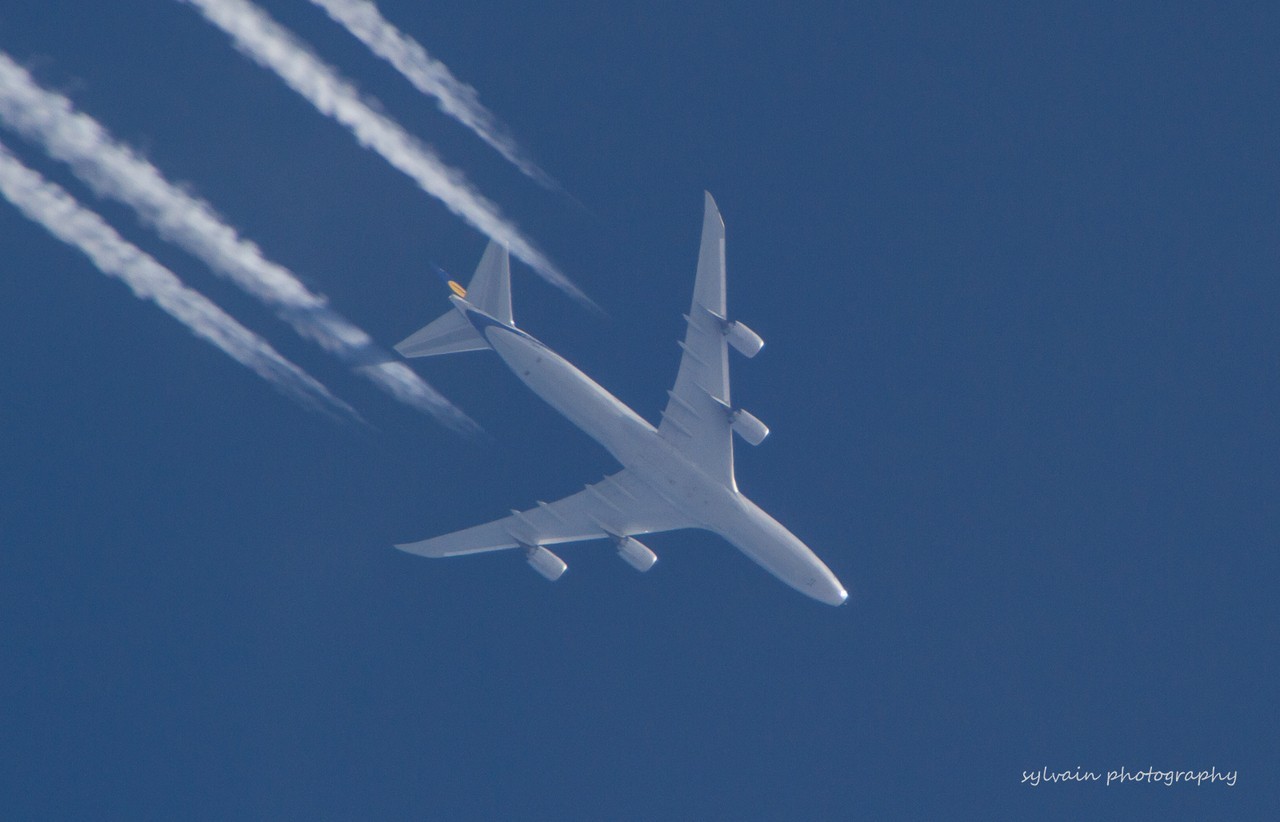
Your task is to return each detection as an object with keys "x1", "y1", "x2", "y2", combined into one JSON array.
[
  {"x1": 822, "y1": 587, "x2": 849, "y2": 606},
  {"x1": 815, "y1": 576, "x2": 849, "y2": 607}
]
